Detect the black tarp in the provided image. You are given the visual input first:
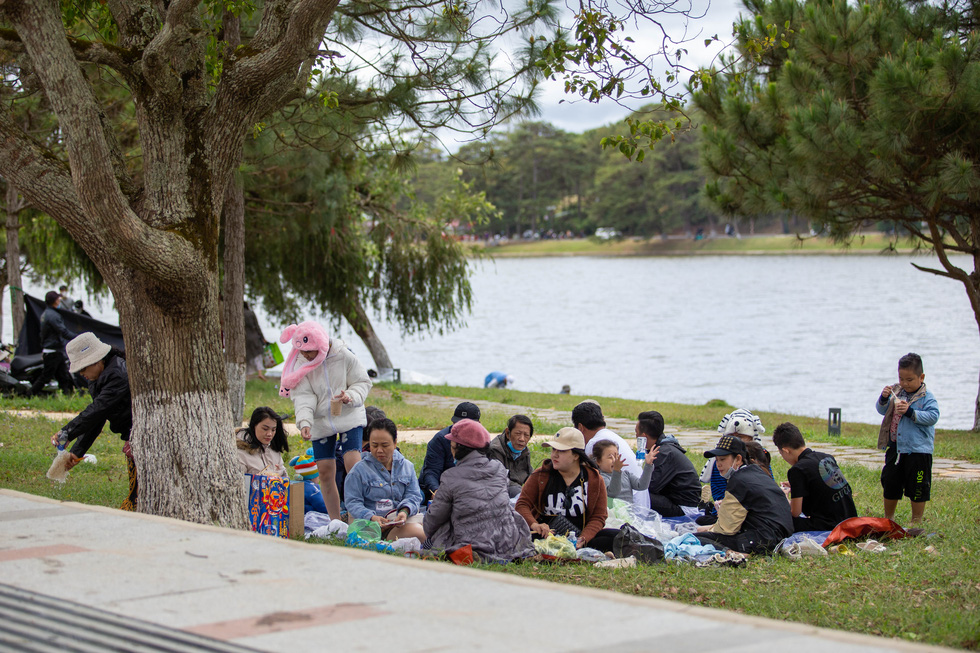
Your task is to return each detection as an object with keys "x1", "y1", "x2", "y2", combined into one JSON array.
[{"x1": 16, "y1": 294, "x2": 125, "y2": 355}]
